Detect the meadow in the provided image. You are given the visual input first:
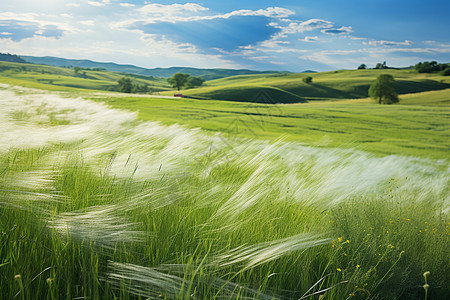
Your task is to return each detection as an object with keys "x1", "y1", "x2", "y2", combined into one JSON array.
[
  {"x1": 87, "y1": 90, "x2": 450, "y2": 159},
  {"x1": 0, "y1": 64, "x2": 449, "y2": 299}
]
